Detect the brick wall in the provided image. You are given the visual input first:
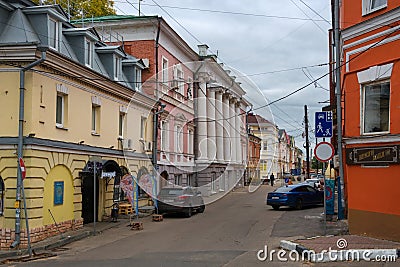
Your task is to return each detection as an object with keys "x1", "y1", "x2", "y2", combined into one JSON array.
[{"x1": 0, "y1": 218, "x2": 83, "y2": 250}]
